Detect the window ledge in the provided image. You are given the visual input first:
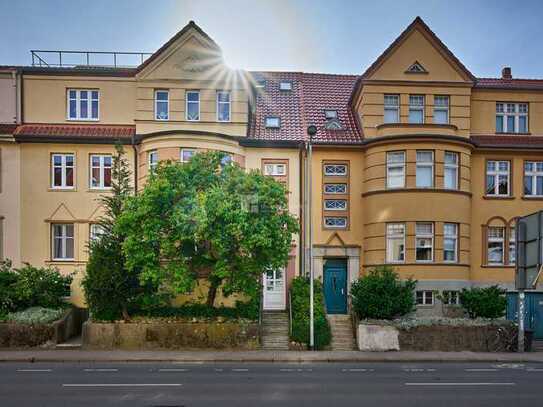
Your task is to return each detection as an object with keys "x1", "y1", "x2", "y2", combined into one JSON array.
[
  {"x1": 495, "y1": 132, "x2": 531, "y2": 136},
  {"x1": 48, "y1": 188, "x2": 77, "y2": 192},
  {"x1": 522, "y1": 196, "x2": 543, "y2": 201},
  {"x1": 483, "y1": 195, "x2": 515, "y2": 200},
  {"x1": 363, "y1": 188, "x2": 471, "y2": 197},
  {"x1": 87, "y1": 188, "x2": 113, "y2": 193},
  {"x1": 376, "y1": 122, "x2": 458, "y2": 131},
  {"x1": 481, "y1": 264, "x2": 515, "y2": 269}
]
